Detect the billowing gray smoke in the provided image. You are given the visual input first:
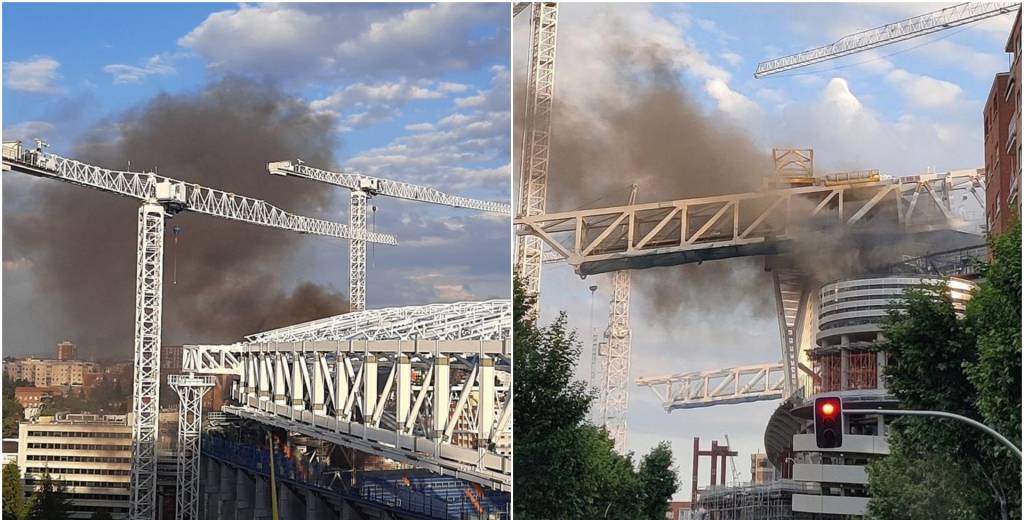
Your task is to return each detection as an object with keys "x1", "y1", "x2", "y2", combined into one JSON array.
[
  {"x1": 4, "y1": 78, "x2": 350, "y2": 356},
  {"x1": 513, "y1": 19, "x2": 778, "y2": 323}
]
